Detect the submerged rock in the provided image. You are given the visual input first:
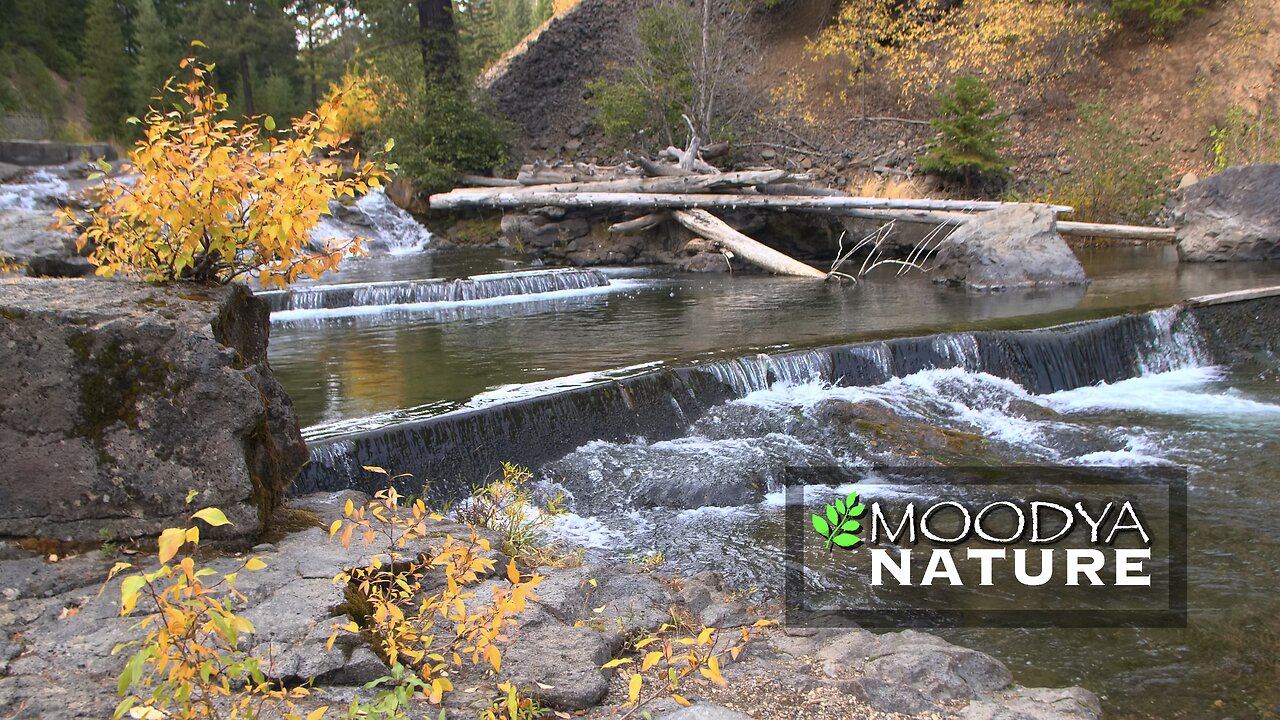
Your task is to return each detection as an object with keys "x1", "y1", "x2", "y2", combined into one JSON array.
[
  {"x1": 1174, "y1": 164, "x2": 1280, "y2": 262},
  {"x1": 931, "y1": 204, "x2": 1088, "y2": 290},
  {"x1": 0, "y1": 279, "x2": 306, "y2": 542}
]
